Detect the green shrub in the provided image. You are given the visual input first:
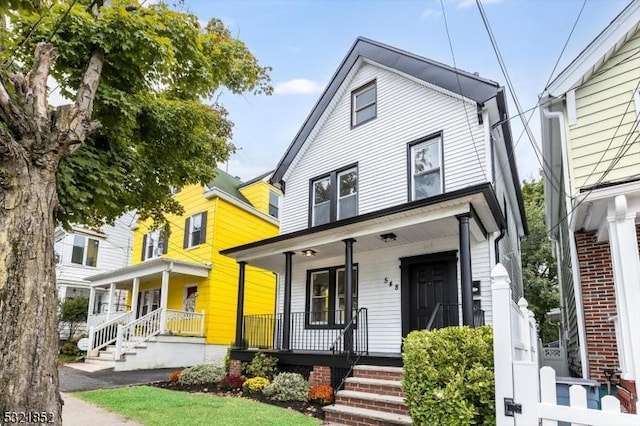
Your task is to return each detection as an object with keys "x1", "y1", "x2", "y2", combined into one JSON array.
[
  {"x1": 178, "y1": 363, "x2": 226, "y2": 385},
  {"x1": 242, "y1": 377, "x2": 270, "y2": 394},
  {"x1": 224, "y1": 343, "x2": 232, "y2": 373},
  {"x1": 263, "y1": 372, "x2": 310, "y2": 401},
  {"x1": 244, "y1": 351, "x2": 278, "y2": 379},
  {"x1": 59, "y1": 341, "x2": 82, "y2": 356},
  {"x1": 402, "y1": 326, "x2": 495, "y2": 426}
]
